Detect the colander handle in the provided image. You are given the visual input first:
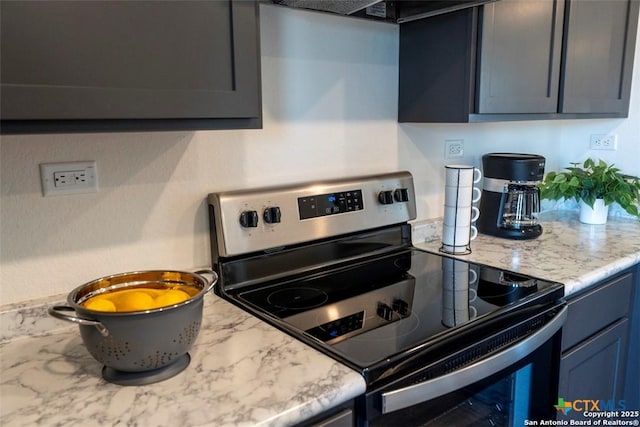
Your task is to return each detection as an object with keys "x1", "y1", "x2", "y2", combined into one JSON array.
[
  {"x1": 194, "y1": 269, "x2": 218, "y2": 294},
  {"x1": 47, "y1": 305, "x2": 110, "y2": 337}
]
